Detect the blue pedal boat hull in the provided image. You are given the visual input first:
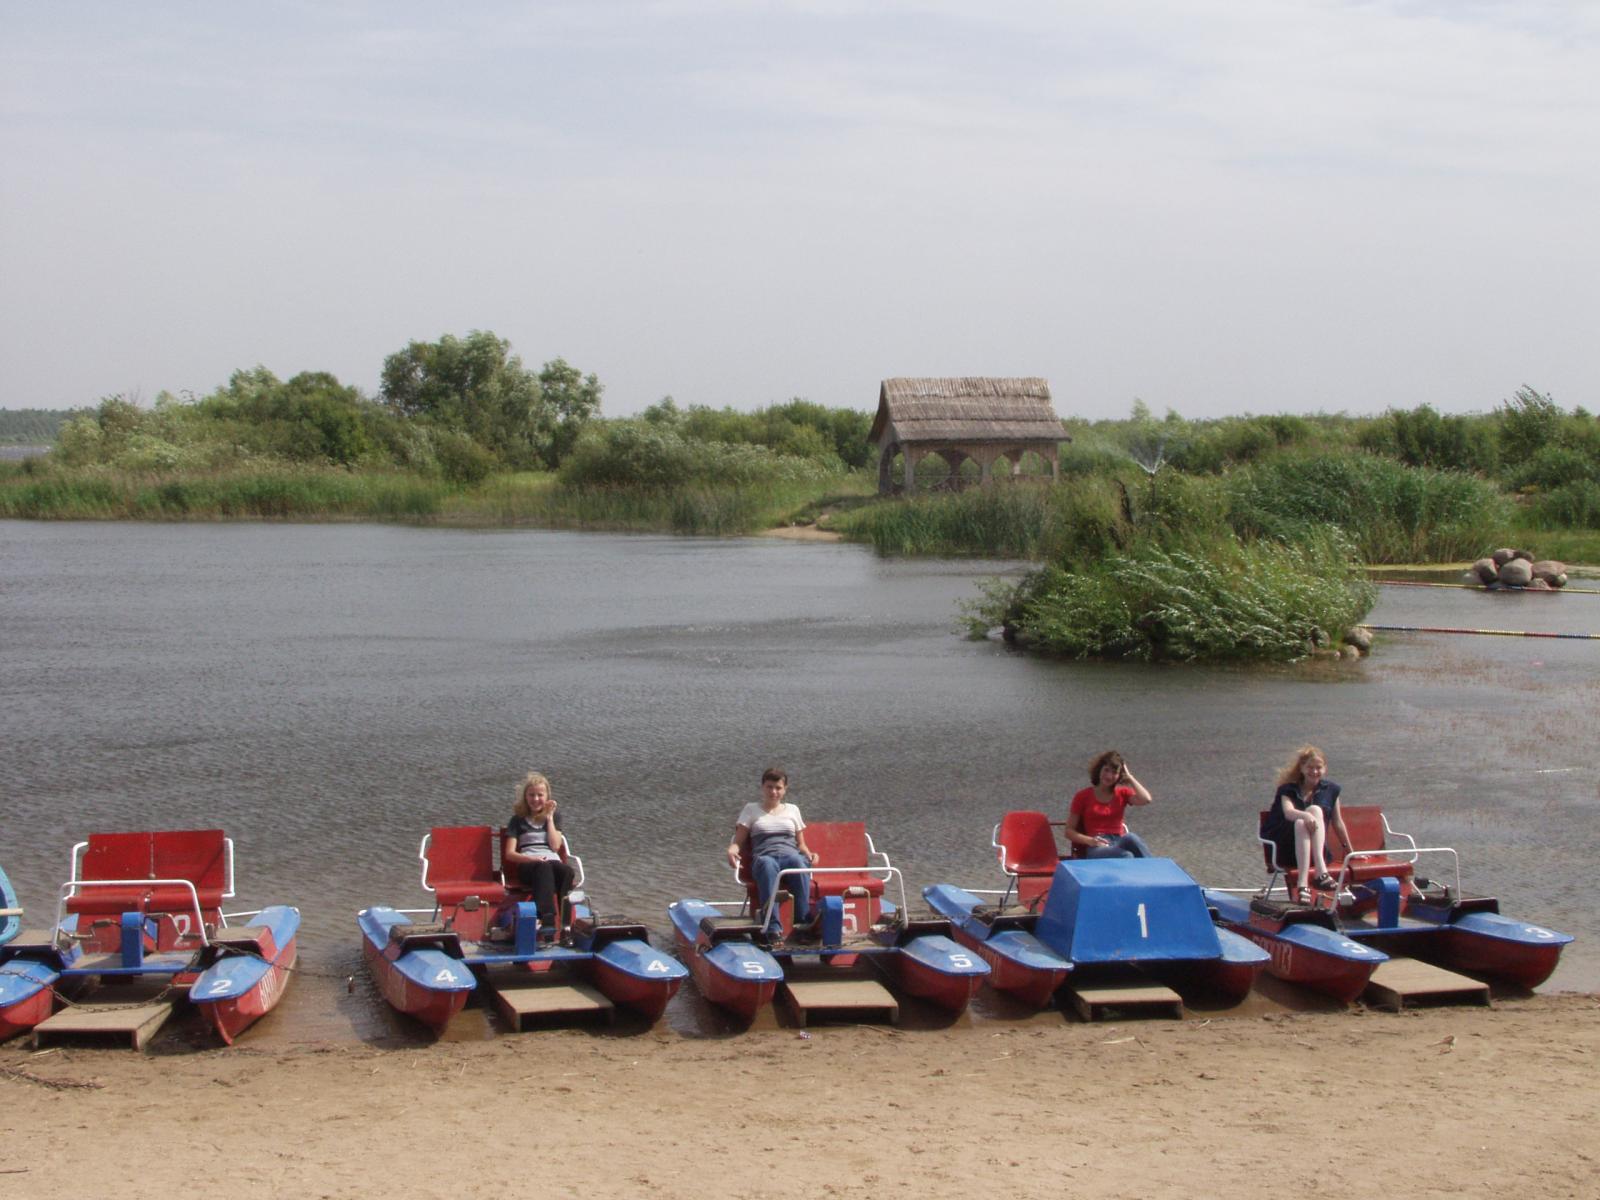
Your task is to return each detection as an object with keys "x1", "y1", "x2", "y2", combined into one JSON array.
[
  {"x1": 923, "y1": 884, "x2": 1072, "y2": 1008},
  {"x1": 1205, "y1": 889, "x2": 1387, "y2": 1004},
  {"x1": 669, "y1": 899, "x2": 784, "y2": 1019}
]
